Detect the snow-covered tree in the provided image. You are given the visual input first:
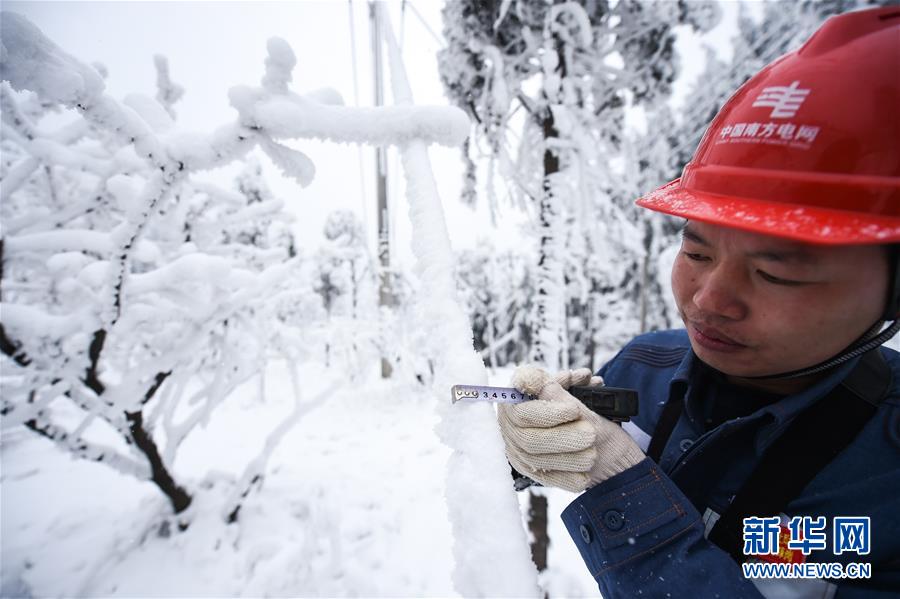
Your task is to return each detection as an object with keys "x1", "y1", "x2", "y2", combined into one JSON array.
[
  {"x1": 455, "y1": 246, "x2": 544, "y2": 368},
  {"x1": 0, "y1": 12, "x2": 467, "y2": 522},
  {"x1": 220, "y1": 154, "x2": 297, "y2": 259},
  {"x1": 439, "y1": 0, "x2": 721, "y2": 370},
  {"x1": 375, "y1": 10, "x2": 541, "y2": 594},
  {"x1": 439, "y1": 1, "x2": 721, "y2": 579},
  {"x1": 456, "y1": 245, "x2": 498, "y2": 363},
  {"x1": 320, "y1": 209, "x2": 371, "y2": 319},
  {"x1": 313, "y1": 210, "x2": 376, "y2": 371},
  {"x1": 3, "y1": 7, "x2": 544, "y2": 595},
  {"x1": 0, "y1": 56, "x2": 317, "y2": 521}
]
